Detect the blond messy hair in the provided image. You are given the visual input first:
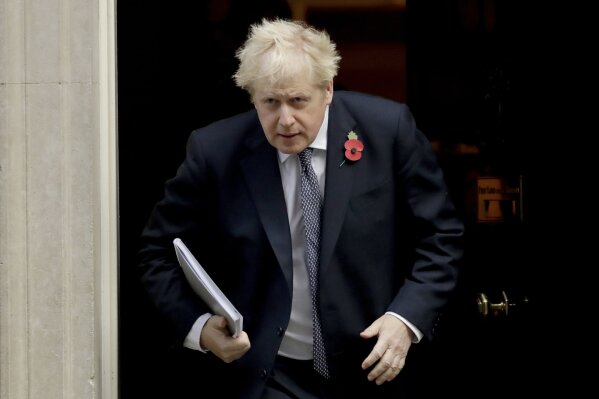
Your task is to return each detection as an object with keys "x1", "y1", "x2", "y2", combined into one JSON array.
[{"x1": 233, "y1": 19, "x2": 341, "y2": 95}]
